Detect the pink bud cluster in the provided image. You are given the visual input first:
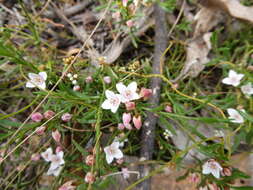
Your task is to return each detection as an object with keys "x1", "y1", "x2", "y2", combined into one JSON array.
[
  {"x1": 119, "y1": 112, "x2": 142, "y2": 130},
  {"x1": 117, "y1": 87, "x2": 152, "y2": 130},
  {"x1": 31, "y1": 110, "x2": 55, "y2": 122}
]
